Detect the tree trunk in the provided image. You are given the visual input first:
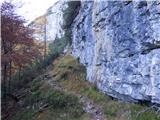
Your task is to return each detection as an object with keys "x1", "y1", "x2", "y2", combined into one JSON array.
[
  {"x1": 2, "y1": 64, "x2": 7, "y2": 106},
  {"x1": 44, "y1": 23, "x2": 47, "y2": 60},
  {"x1": 8, "y1": 61, "x2": 12, "y2": 93},
  {"x1": 18, "y1": 66, "x2": 21, "y2": 88}
]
